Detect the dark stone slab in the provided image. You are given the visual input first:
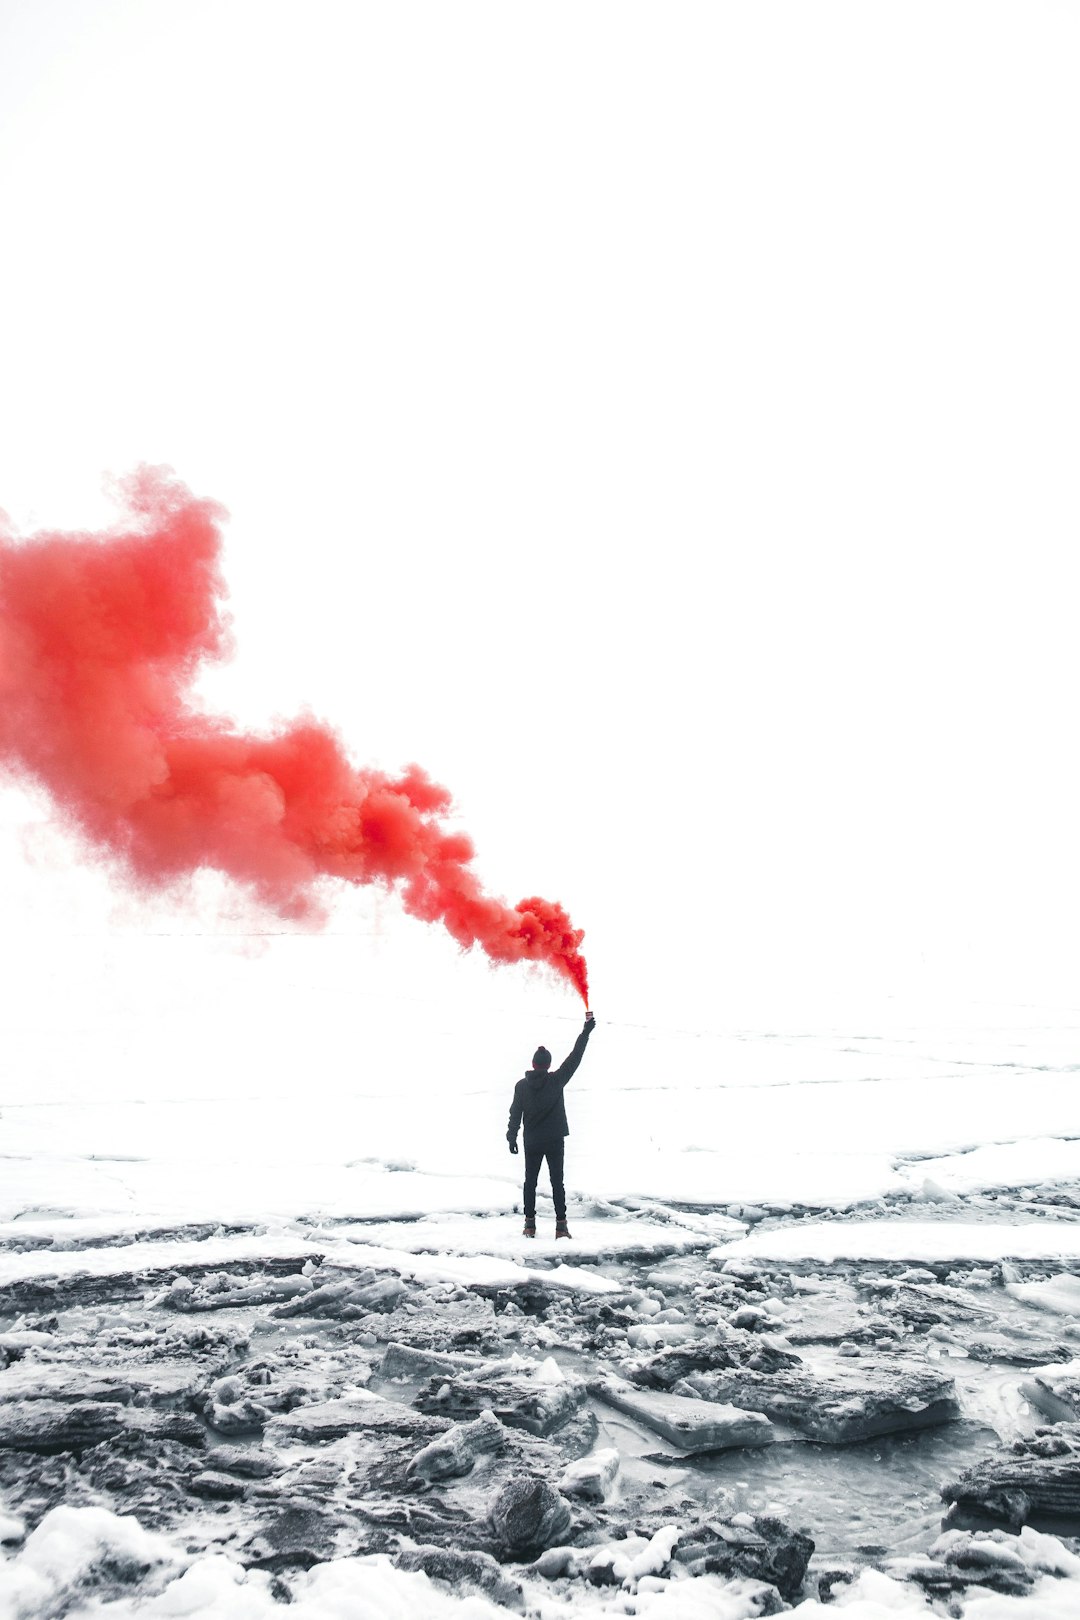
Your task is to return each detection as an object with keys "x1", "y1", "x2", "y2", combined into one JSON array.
[
  {"x1": 414, "y1": 1367, "x2": 587, "y2": 1438},
  {"x1": 674, "y1": 1514, "x2": 814, "y2": 1601},
  {"x1": 397, "y1": 1545, "x2": 525, "y2": 1611},
  {"x1": 675, "y1": 1362, "x2": 960, "y2": 1444}
]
